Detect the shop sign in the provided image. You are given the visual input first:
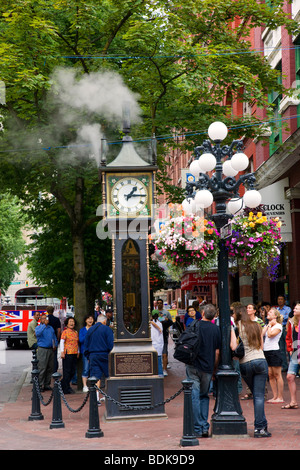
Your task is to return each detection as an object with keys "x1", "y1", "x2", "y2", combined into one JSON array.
[
  {"x1": 181, "y1": 272, "x2": 218, "y2": 290},
  {"x1": 259, "y1": 177, "x2": 292, "y2": 242},
  {"x1": 192, "y1": 285, "x2": 211, "y2": 295}
]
